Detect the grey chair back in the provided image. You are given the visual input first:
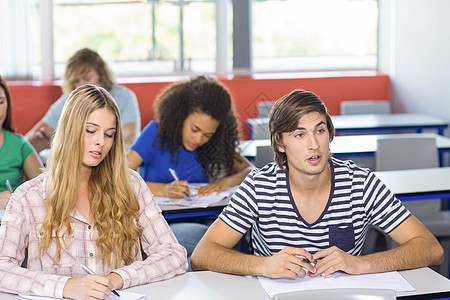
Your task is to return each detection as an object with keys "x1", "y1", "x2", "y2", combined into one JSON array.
[
  {"x1": 340, "y1": 100, "x2": 391, "y2": 115},
  {"x1": 375, "y1": 137, "x2": 438, "y2": 171},
  {"x1": 254, "y1": 145, "x2": 274, "y2": 168}
]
